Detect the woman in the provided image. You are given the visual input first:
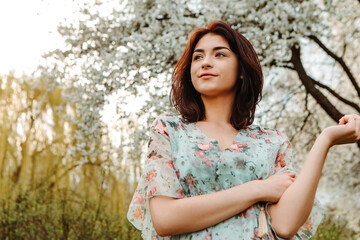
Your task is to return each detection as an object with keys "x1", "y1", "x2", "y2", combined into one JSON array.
[{"x1": 127, "y1": 21, "x2": 360, "y2": 239}]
